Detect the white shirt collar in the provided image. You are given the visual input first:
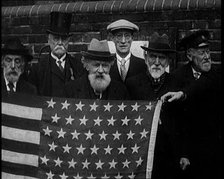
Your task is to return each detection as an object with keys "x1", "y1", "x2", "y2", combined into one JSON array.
[
  {"x1": 116, "y1": 53, "x2": 131, "y2": 63},
  {"x1": 4, "y1": 76, "x2": 17, "y2": 92},
  {"x1": 191, "y1": 67, "x2": 201, "y2": 75},
  {"x1": 51, "y1": 53, "x2": 66, "y2": 68}
]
